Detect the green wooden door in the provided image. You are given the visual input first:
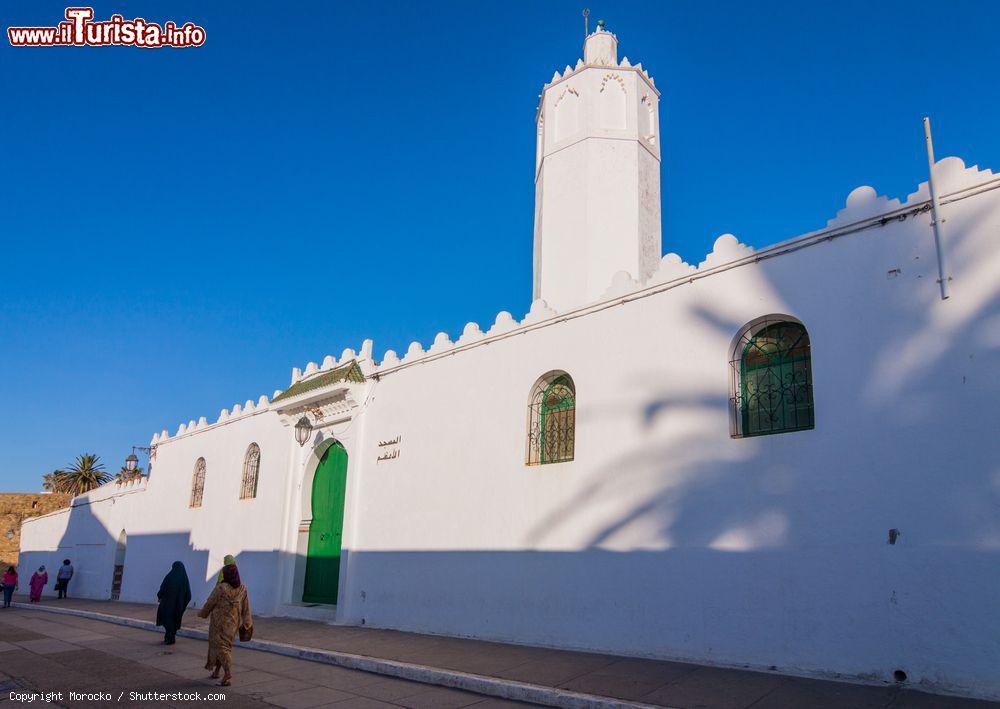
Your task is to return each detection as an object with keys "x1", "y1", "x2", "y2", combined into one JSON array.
[{"x1": 303, "y1": 443, "x2": 348, "y2": 604}]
